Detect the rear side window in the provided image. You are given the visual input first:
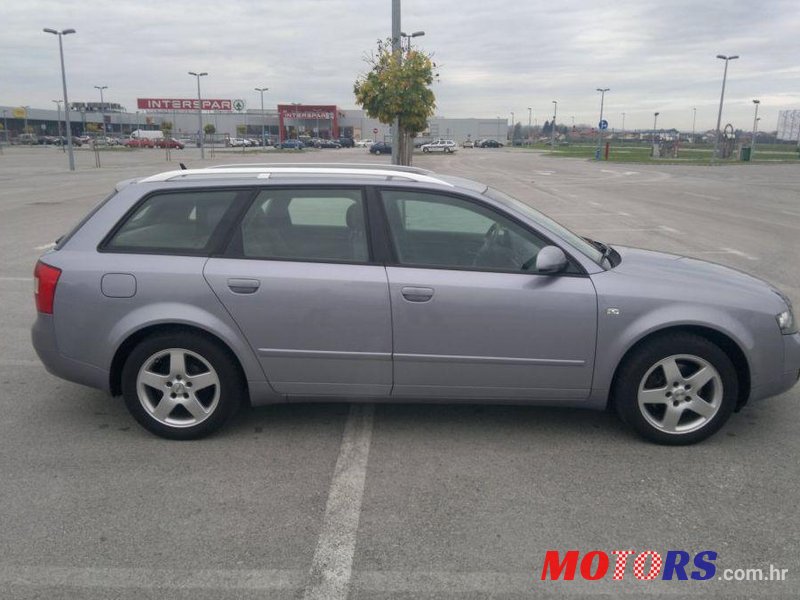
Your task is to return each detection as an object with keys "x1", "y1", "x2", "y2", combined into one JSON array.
[
  {"x1": 238, "y1": 189, "x2": 369, "y2": 262},
  {"x1": 105, "y1": 190, "x2": 238, "y2": 253}
]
